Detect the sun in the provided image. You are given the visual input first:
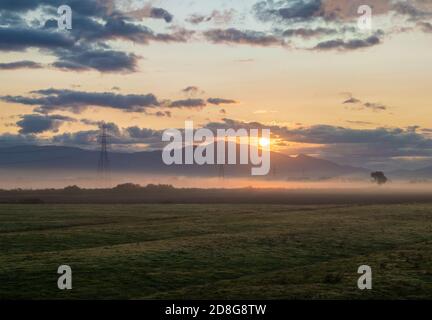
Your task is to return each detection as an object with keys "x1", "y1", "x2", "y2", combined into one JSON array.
[{"x1": 259, "y1": 137, "x2": 271, "y2": 148}]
